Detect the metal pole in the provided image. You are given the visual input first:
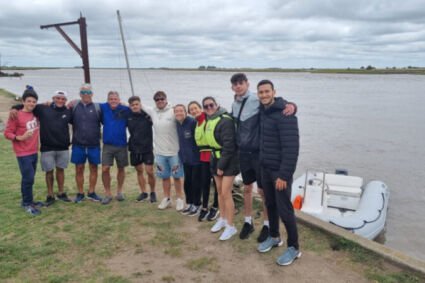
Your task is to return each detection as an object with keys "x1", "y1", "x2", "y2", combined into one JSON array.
[
  {"x1": 117, "y1": 10, "x2": 135, "y2": 96},
  {"x1": 79, "y1": 17, "x2": 90, "y2": 83}
]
